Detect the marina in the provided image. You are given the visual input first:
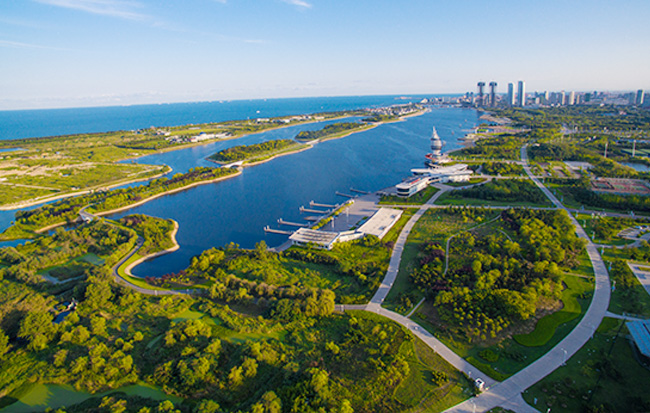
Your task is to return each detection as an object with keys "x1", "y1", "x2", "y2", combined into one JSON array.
[{"x1": 95, "y1": 106, "x2": 477, "y2": 278}]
